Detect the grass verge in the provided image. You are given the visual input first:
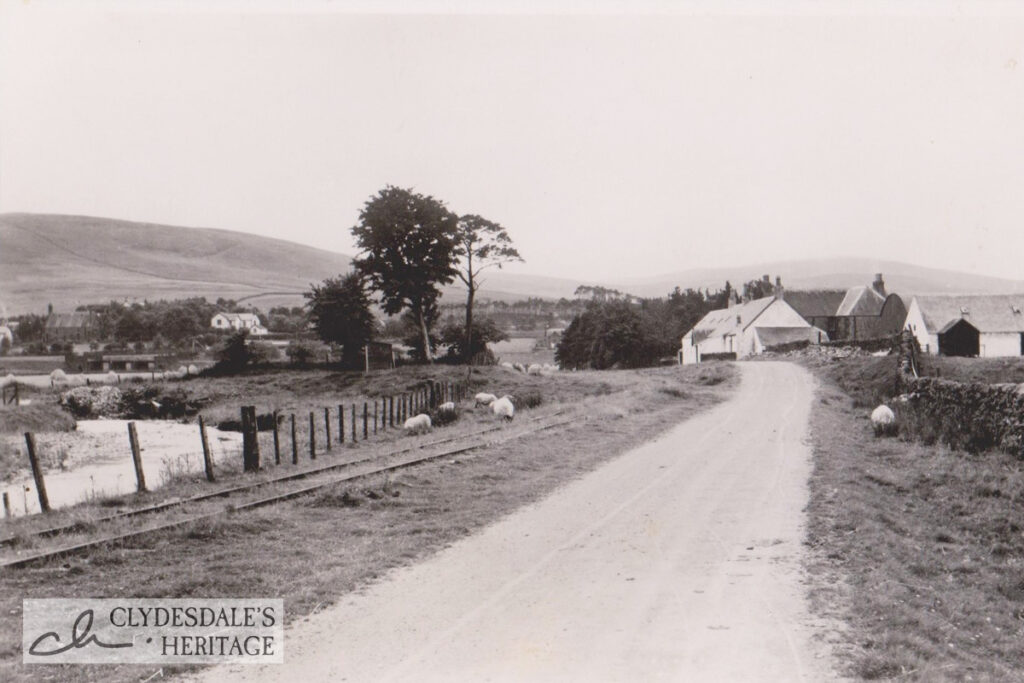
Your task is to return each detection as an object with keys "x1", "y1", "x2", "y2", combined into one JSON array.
[
  {"x1": 0, "y1": 363, "x2": 736, "y2": 683},
  {"x1": 805, "y1": 371, "x2": 1024, "y2": 681}
]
